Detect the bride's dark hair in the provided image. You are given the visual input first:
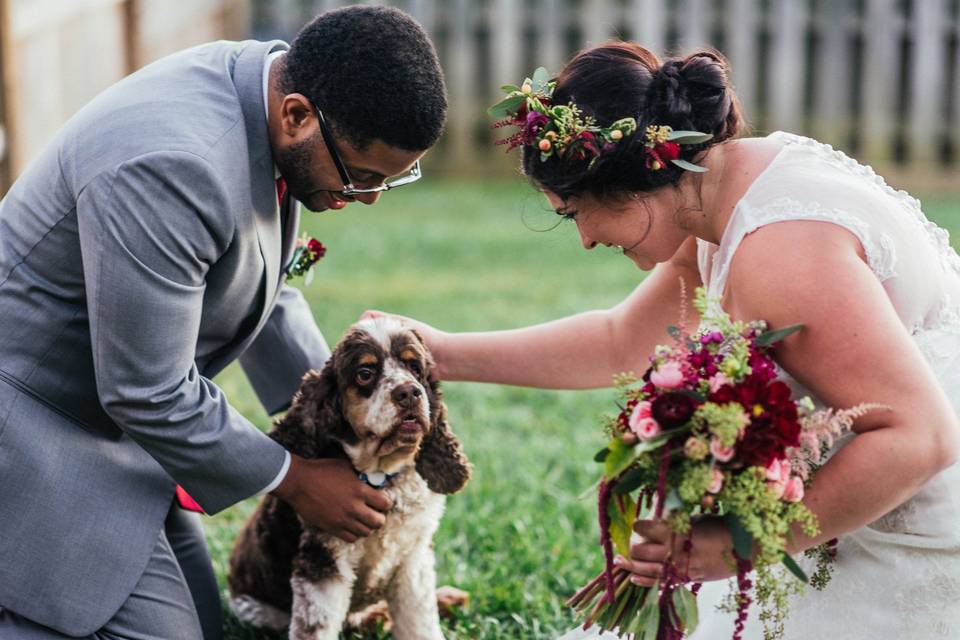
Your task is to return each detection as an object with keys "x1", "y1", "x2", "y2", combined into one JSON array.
[{"x1": 522, "y1": 43, "x2": 744, "y2": 200}]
